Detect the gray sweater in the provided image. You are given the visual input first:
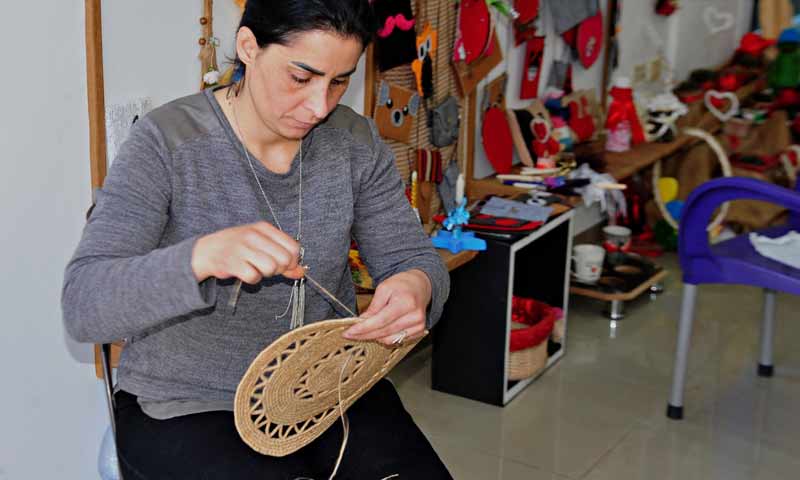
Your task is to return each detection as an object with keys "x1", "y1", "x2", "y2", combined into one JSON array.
[{"x1": 62, "y1": 89, "x2": 449, "y2": 418}]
